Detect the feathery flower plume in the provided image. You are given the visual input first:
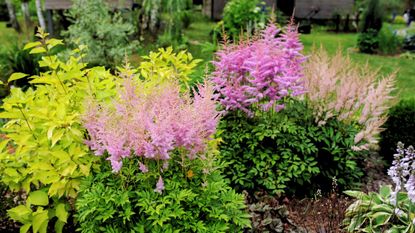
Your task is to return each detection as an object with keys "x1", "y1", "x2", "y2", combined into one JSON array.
[
  {"x1": 303, "y1": 48, "x2": 396, "y2": 150},
  {"x1": 83, "y1": 78, "x2": 220, "y2": 192},
  {"x1": 211, "y1": 22, "x2": 306, "y2": 115}
]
